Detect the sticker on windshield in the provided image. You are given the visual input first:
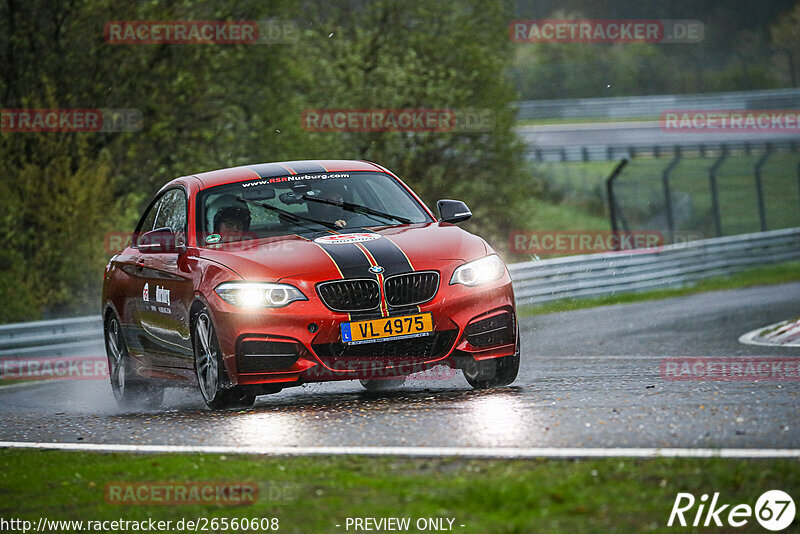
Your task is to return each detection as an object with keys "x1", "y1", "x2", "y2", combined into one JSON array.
[
  {"x1": 205, "y1": 233, "x2": 221, "y2": 244},
  {"x1": 241, "y1": 173, "x2": 350, "y2": 188},
  {"x1": 314, "y1": 233, "x2": 381, "y2": 245},
  {"x1": 267, "y1": 173, "x2": 350, "y2": 185}
]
